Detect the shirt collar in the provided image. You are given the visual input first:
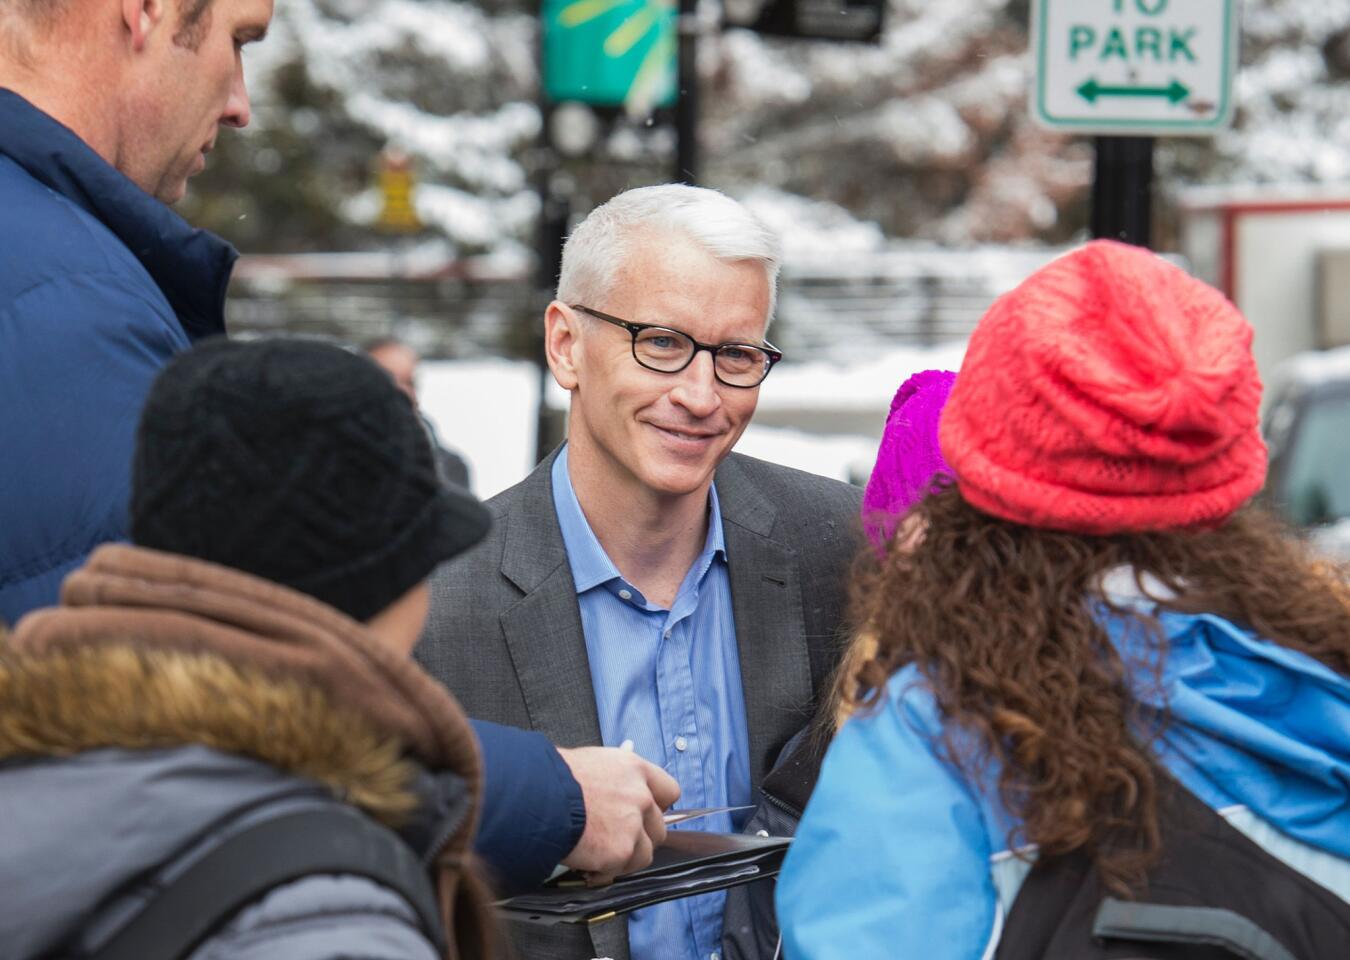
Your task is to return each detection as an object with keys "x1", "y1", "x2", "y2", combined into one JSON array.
[
  {"x1": 551, "y1": 445, "x2": 727, "y2": 597},
  {"x1": 0, "y1": 89, "x2": 236, "y2": 341}
]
